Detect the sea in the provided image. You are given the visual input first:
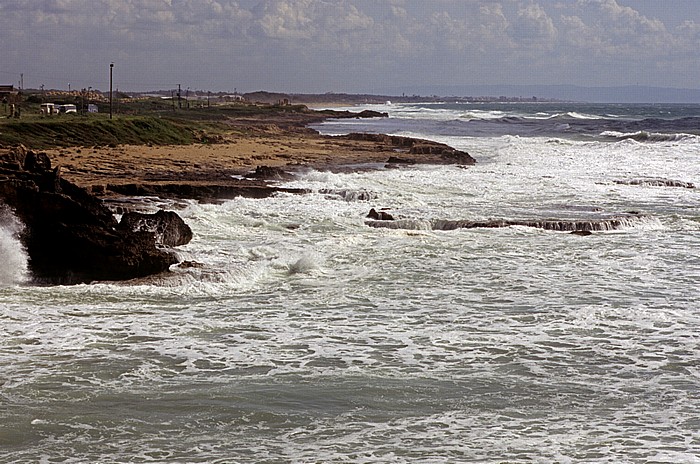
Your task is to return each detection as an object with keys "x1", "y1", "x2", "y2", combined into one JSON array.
[{"x1": 1, "y1": 102, "x2": 699, "y2": 463}]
